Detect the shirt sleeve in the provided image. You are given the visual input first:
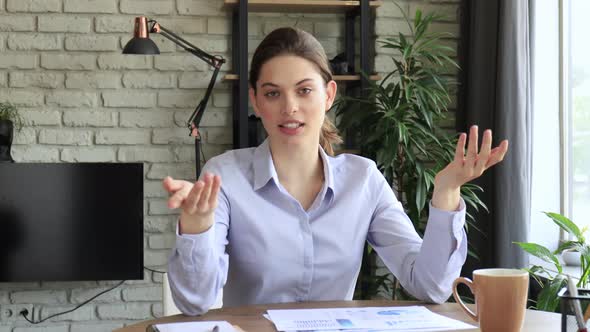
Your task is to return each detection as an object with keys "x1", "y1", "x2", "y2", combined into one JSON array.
[
  {"x1": 367, "y1": 168, "x2": 467, "y2": 304},
  {"x1": 167, "y1": 161, "x2": 230, "y2": 316}
]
